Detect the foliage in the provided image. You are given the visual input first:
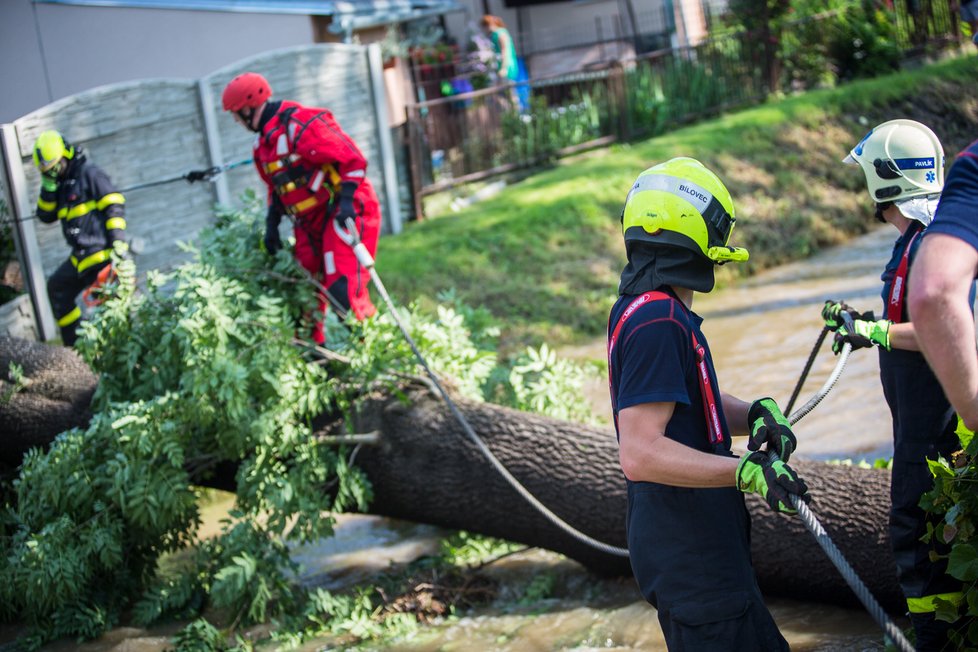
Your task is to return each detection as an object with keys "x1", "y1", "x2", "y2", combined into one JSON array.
[
  {"x1": 499, "y1": 89, "x2": 608, "y2": 165},
  {"x1": 0, "y1": 188, "x2": 596, "y2": 647},
  {"x1": 626, "y1": 54, "x2": 748, "y2": 141},
  {"x1": 825, "y1": 1, "x2": 901, "y2": 81},
  {"x1": 0, "y1": 199, "x2": 369, "y2": 646},
  {"x1": 489, "y1": 343, "x2": 593, "y2": 424},
  {"x1": 919, "y1": 439, "x2": 978, "y2": 645},
  {"x1": 397, "y1": 57, "x2": 978, "y2": 348},
  {"x1": 437, "y1": 530, "x2": 524, "y2": 568}
]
